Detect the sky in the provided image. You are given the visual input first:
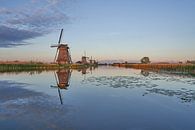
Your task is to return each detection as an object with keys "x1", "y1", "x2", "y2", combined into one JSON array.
[{"x1": 0, "y1": 0, "x2": 195, "y2": 63}]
